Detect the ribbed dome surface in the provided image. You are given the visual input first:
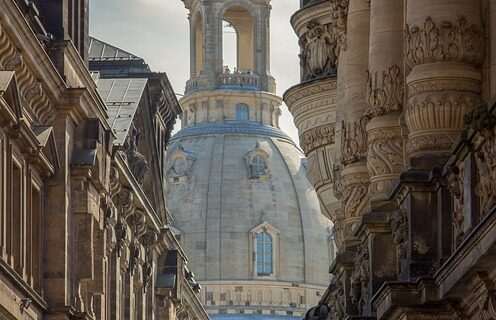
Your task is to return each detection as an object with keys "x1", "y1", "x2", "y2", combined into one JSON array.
[{"x1": 165, "y1": 122, "x2": 332, "y2": 286}]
